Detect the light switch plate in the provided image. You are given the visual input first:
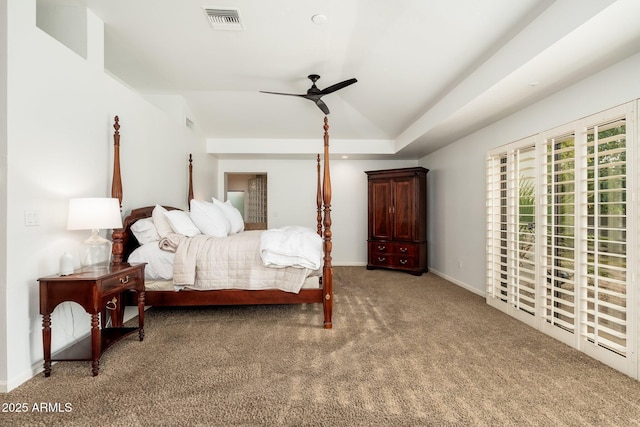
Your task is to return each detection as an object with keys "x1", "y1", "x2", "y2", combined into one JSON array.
[{"x1": 25, "y1": 210, "x2": 40, "y2": 226}]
